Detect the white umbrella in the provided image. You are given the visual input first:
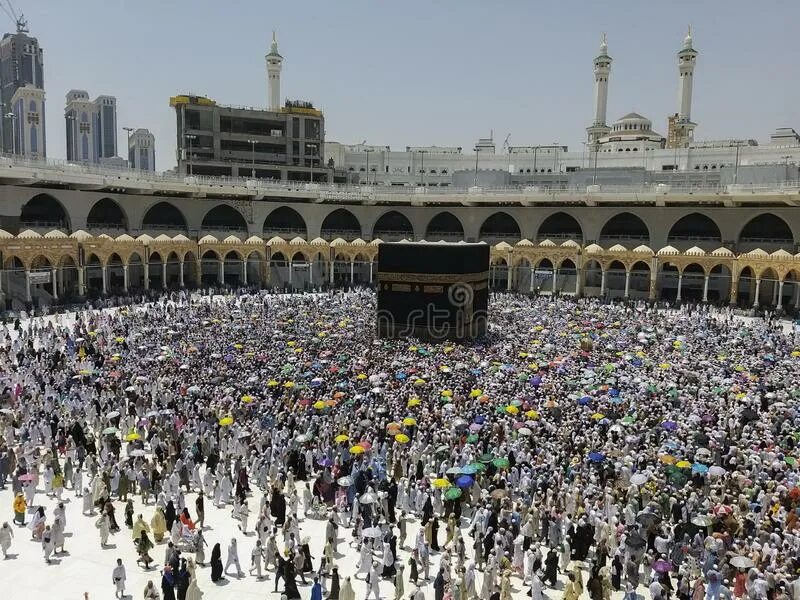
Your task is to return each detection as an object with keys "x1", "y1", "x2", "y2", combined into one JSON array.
[
  {"x1": 708, "y1": 465, "x2": 726, "y2": 477},
  {"x1": 630, "y1": 473, "x2": 648, "y2": 486},
  {"x1": 106, "y1": 411, "x2": 120, "y2": 419},
  {"x1": 359, "y1": 492, "x2": 376, "y2": 505},
  {"x1": 729, "y1": 556, "x2": 754, "y2": 569},
  {"x1": 361, "y1": 526, "x2": 382, "y2": 538}
]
